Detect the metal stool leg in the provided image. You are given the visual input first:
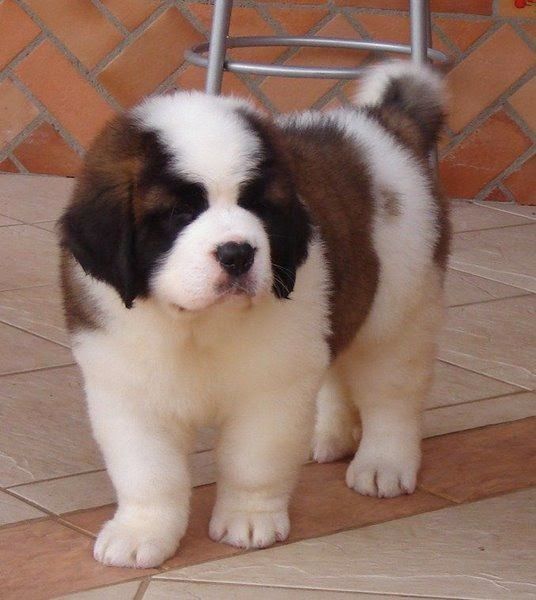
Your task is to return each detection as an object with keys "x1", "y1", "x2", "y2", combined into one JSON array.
[
  {"x1": 410, "y1": 0, "x2": 428, "y2": 66},
  {"x1": 205, "y1": 0, "x2": 233, "y2": 95}
]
